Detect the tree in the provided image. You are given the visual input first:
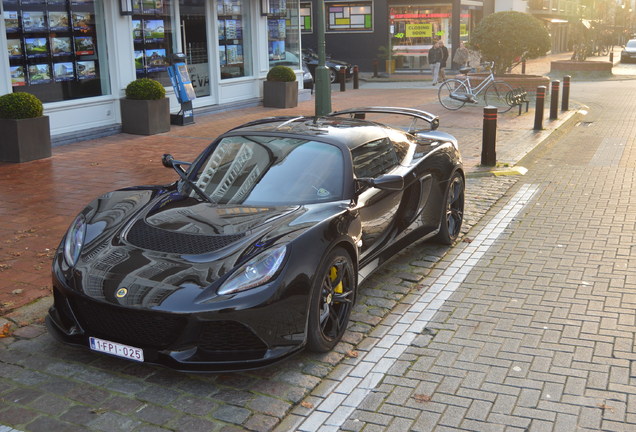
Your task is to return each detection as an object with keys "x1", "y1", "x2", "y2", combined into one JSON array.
[{"x1": 469, "y1": 11, "x2": 551, "y2": 75}]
